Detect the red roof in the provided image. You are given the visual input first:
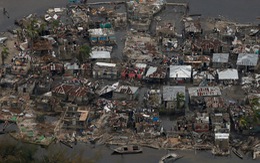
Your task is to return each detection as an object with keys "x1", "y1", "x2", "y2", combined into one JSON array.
[{"x1": 52, "y1": 84, "x2": 74, "y2": 95}]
